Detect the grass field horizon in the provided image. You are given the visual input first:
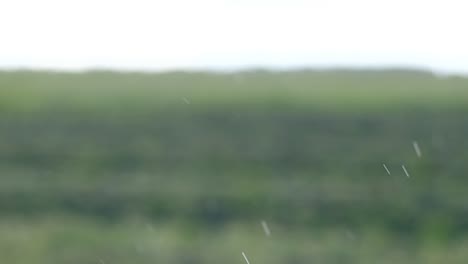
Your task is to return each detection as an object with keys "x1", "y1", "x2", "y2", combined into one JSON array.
[
  {"x1": 2, "y1": 68, "x2": 468, "y2": 113},
  {"x1": 1, "y1": 69, "x2": 468, "y2": 263}
]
